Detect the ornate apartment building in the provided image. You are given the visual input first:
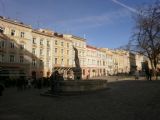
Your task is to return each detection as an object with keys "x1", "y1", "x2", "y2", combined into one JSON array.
[
  {"x1": 0, "y1": 17, "x2": 55, "y2": 79},
  {"x1": 0, "y1": 17, "x2": 33, "y2": 79},
  {"x1": 112, "y1": 50, "x2": 130, "y2": 74},
  {"x1": 0, "y1": 16, "x2": 146, "y2": 80}
]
